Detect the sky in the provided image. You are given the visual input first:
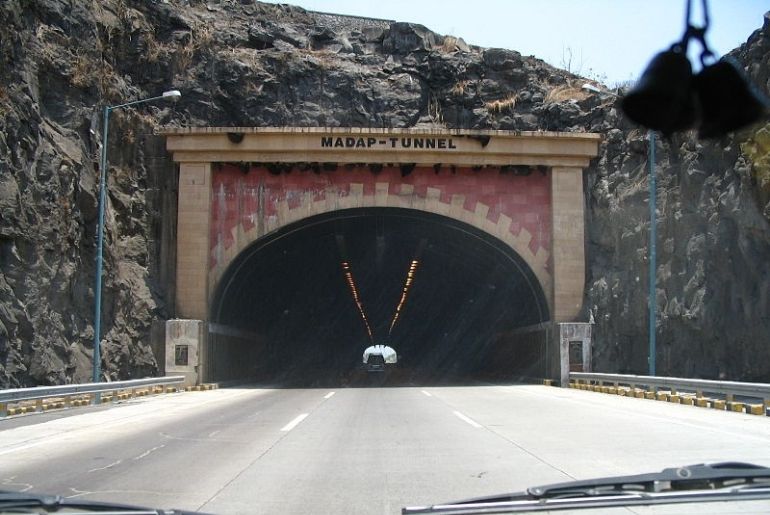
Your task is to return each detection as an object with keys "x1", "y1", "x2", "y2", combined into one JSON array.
[{"x1": 261, "y1": 0, "x2": 768, "y2": 86}]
